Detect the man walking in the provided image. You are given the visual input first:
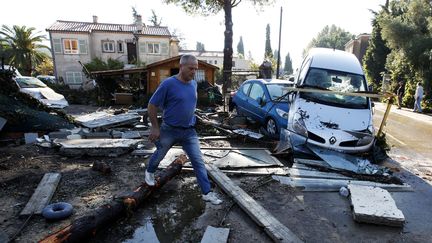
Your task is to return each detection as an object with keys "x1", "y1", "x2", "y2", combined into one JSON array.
[
  {"x1": 145, "y1": 54, "x2": 222, "y2": 205},
  {"x1": 396, "y1": 81, "x2": 405, "y2": 109},
  {"x1": 413, "y1": 82, "x2": 424, "y2": 113}
]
